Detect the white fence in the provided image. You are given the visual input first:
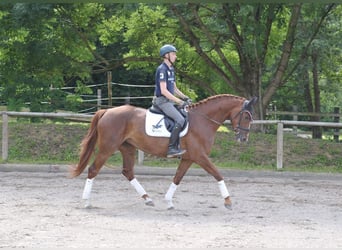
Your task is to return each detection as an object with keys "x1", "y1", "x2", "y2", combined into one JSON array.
[{"x1": 1, "y1": 111, "x2": 342, "y2": 169}]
